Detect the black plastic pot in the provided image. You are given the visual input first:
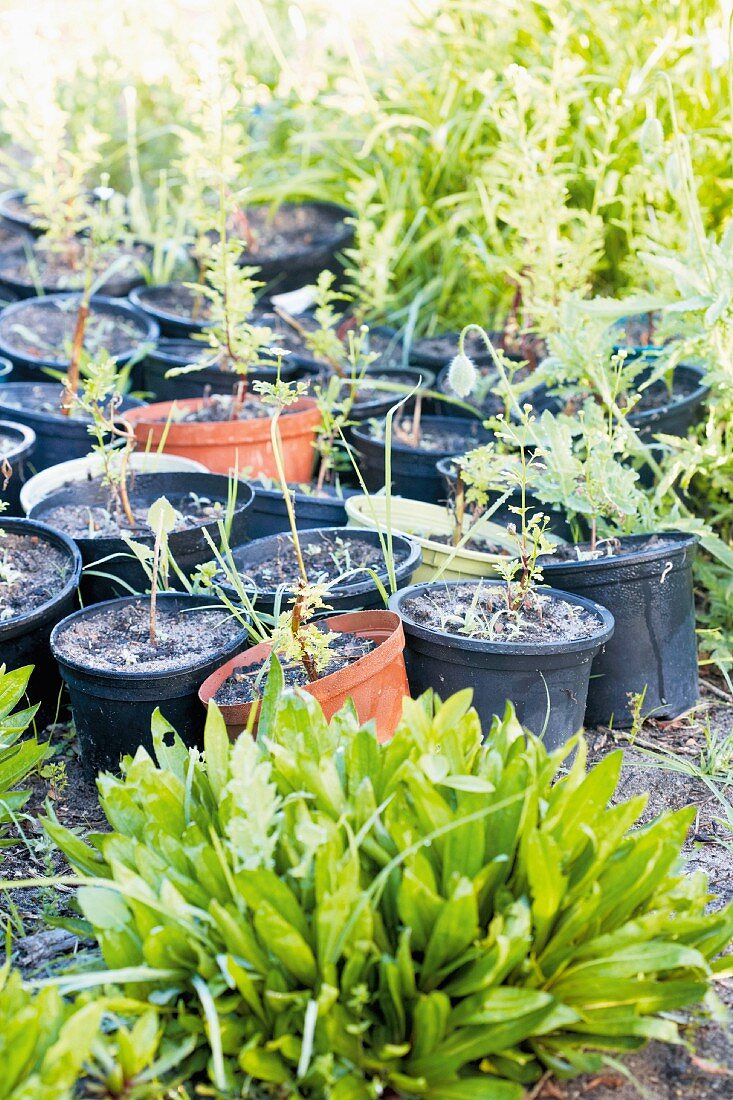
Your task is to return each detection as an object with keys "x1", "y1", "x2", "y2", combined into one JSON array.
[
  {"x1": 129, "y1": 283, "x2": 210, "y2": 338},
  {"x1": 140, "y1": 338, "x2": 307, "y2": 402},
  {"x1": 540, "y1": 533, "x2": 698, "y2": 728},
  {"x1": 391, "y1": 579, "x2": 614, "y2": 749},
  {"x1": 246, "y1": 482, "x2": 355, "y2": 539},
  {"x1": 0, "y1": 244, "x2": 150, "y2": 301},
  {"x1": 0, "y1": 383, "x2": 145, "y2": 473},
  {"x1": 221, "y1": 526, "x2": 422, "y2": 616},
  {"x1": 0, "y1": 419, "x2": 35, "y2": 514},
  {"x1": 0, "y1": 189, "x2": 40, "y2": 235},
  {"x1": 351, "y1": 415, "x2": 490, "y2": 504},
  {"x1": 522, "y1": 363, "x2": 709, "y2": 443},
  {"x1": 0, "y1": 293, "x2": 159, "y2": 381},
  {"x1": 50, "y1": 593, "x2": 249, "y2": 776},
  {"x1": 236, "y1": 201, "x2": 354, "y2": 298},
  {"x1": 0, "y1": 517, "x2": 82, "y2": 725},
  {"x1": 30, "y1": 472, "x2": 254, "y2": 605},
  {"x1": 435, "y1": 456, "x2": 575, "y2": 541}
]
